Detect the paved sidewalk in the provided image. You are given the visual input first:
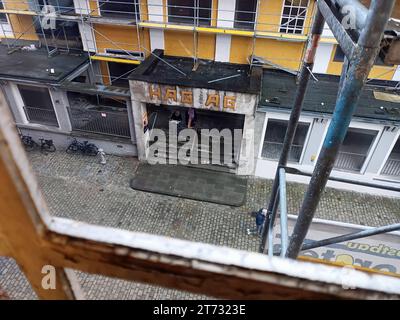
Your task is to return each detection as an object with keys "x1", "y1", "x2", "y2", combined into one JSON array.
[{"x1": 0, "y1": 151, "x2": 399, "y2": 299}]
